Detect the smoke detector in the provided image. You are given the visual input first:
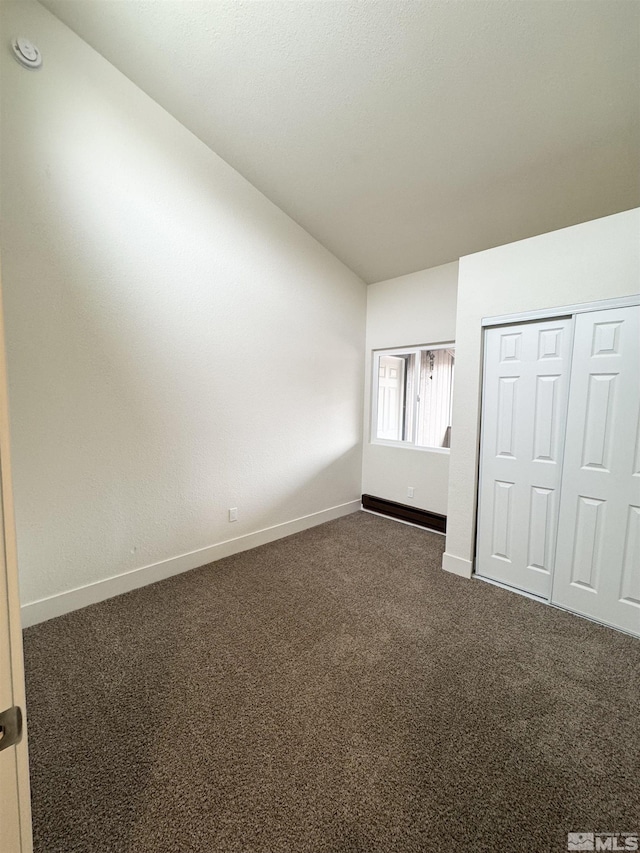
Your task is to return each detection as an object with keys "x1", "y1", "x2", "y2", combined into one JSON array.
[{"x1": 12, "y1": 37, "x2": 42, "y2": 70}]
